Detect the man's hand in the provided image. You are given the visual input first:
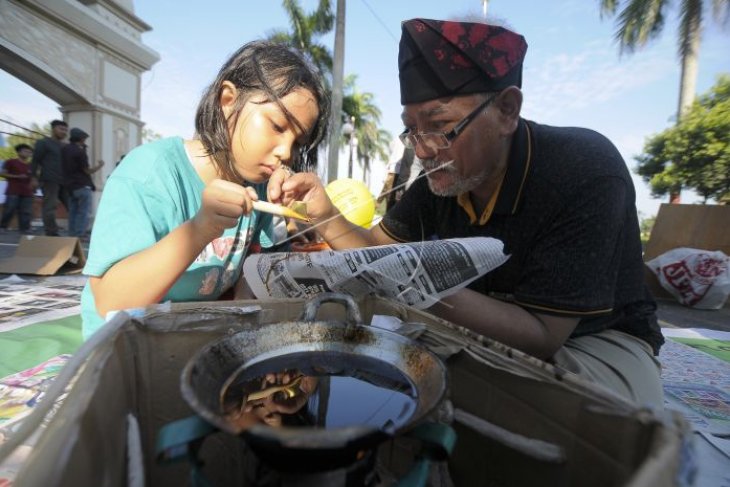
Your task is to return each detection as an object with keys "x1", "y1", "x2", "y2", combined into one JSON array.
[
  {"x1": 191, "y1": 179, "x2": 258, "y2": 243},
  {"x1": 89, "y1": 160, "x2": 105, "y2": 174}
]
